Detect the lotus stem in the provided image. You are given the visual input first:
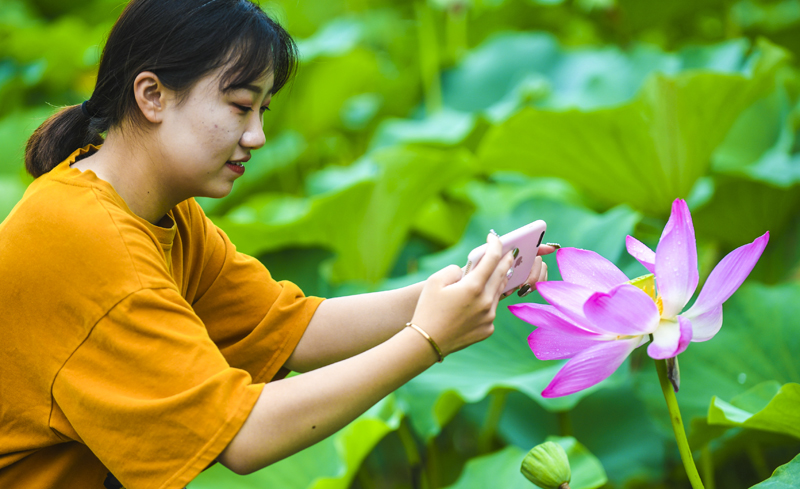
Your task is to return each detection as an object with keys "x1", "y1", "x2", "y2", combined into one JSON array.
[
  {"x1": 701, "y1": 445, "x2": 715, "y2": 489},
  {"x1": 655, "y1": 358, "x2": 705, "y2": 489},
  {"x1": 746, "y1": 442, "x2": 770, "y2": 481},
  {"x1": 478, "y1": 390, "x2": 508, "y2": 453}
]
